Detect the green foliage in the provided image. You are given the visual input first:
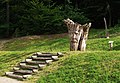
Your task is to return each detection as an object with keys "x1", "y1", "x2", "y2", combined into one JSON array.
[
  {"x1": 16, "y1": 0, "x2": 89, "y2": 36},
  {"x1": 63, "y1": 5, "x2": 89, "y2": 24},
  {"x1": 0, "y1": 0, "x2": 89, "y2": 37},
  {"x1": 19, "y1": 1, "x2": 65, "y2": 35},
  {"x1": 0, "y1": 0, "x2": 120, "y2": 37}
]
